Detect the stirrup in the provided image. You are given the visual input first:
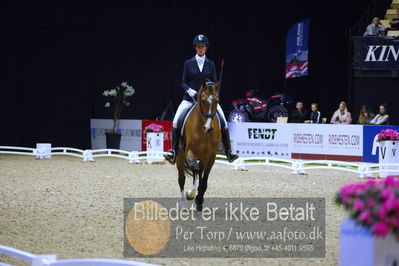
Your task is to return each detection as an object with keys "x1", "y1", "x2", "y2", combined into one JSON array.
[
  {"x1": 165, "y1": 149, "x2": 176, "y2": 164},
  {"x1": 226, "y1": 150, "x2": 238, "y2": 163}
]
